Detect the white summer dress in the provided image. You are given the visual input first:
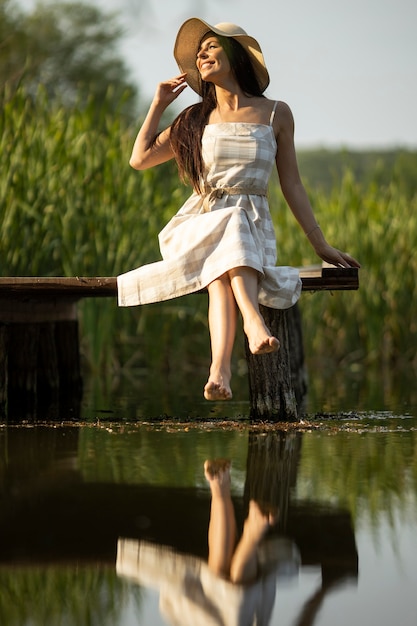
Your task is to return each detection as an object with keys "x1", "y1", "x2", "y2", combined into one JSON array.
[{"x1": 117, "y1": 102, "x2": 302, "y2": 309}]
